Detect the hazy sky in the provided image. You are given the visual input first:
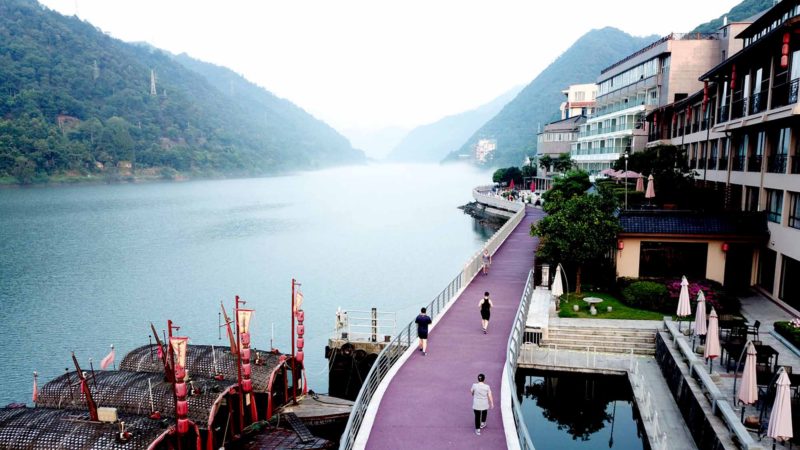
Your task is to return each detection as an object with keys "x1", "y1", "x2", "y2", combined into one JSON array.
[{"x1": 39, "y1": 0, "x2": 740, "y2": 132}]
